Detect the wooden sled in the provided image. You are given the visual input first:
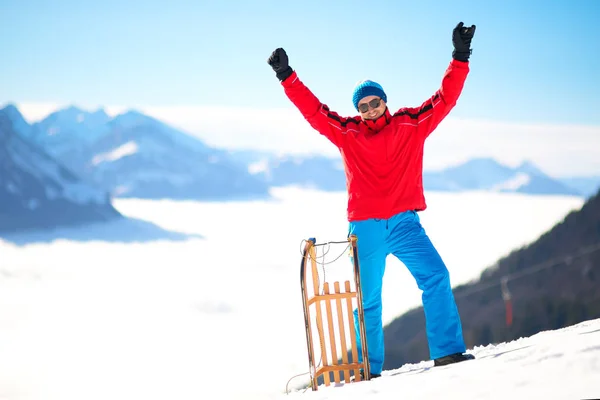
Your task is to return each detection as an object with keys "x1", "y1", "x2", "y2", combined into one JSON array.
[{"x1": 300, "y1": 235, "x2": 370, "y2": 390}]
